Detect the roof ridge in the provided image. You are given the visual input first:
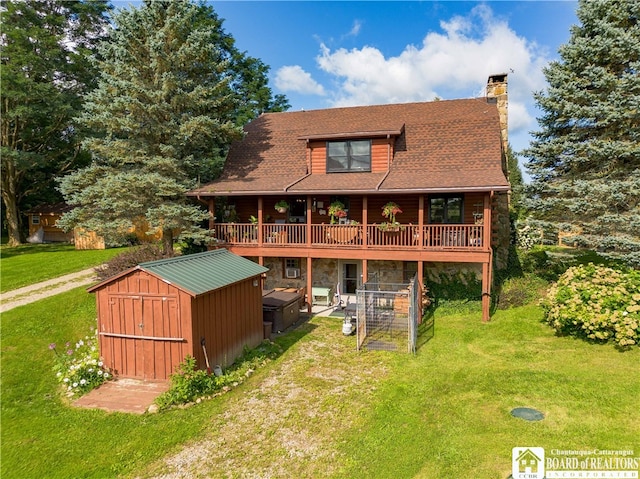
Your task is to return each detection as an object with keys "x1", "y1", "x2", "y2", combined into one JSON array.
[{"x1": 140, "y1": 249, "x2": 226, "y2": 268}]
